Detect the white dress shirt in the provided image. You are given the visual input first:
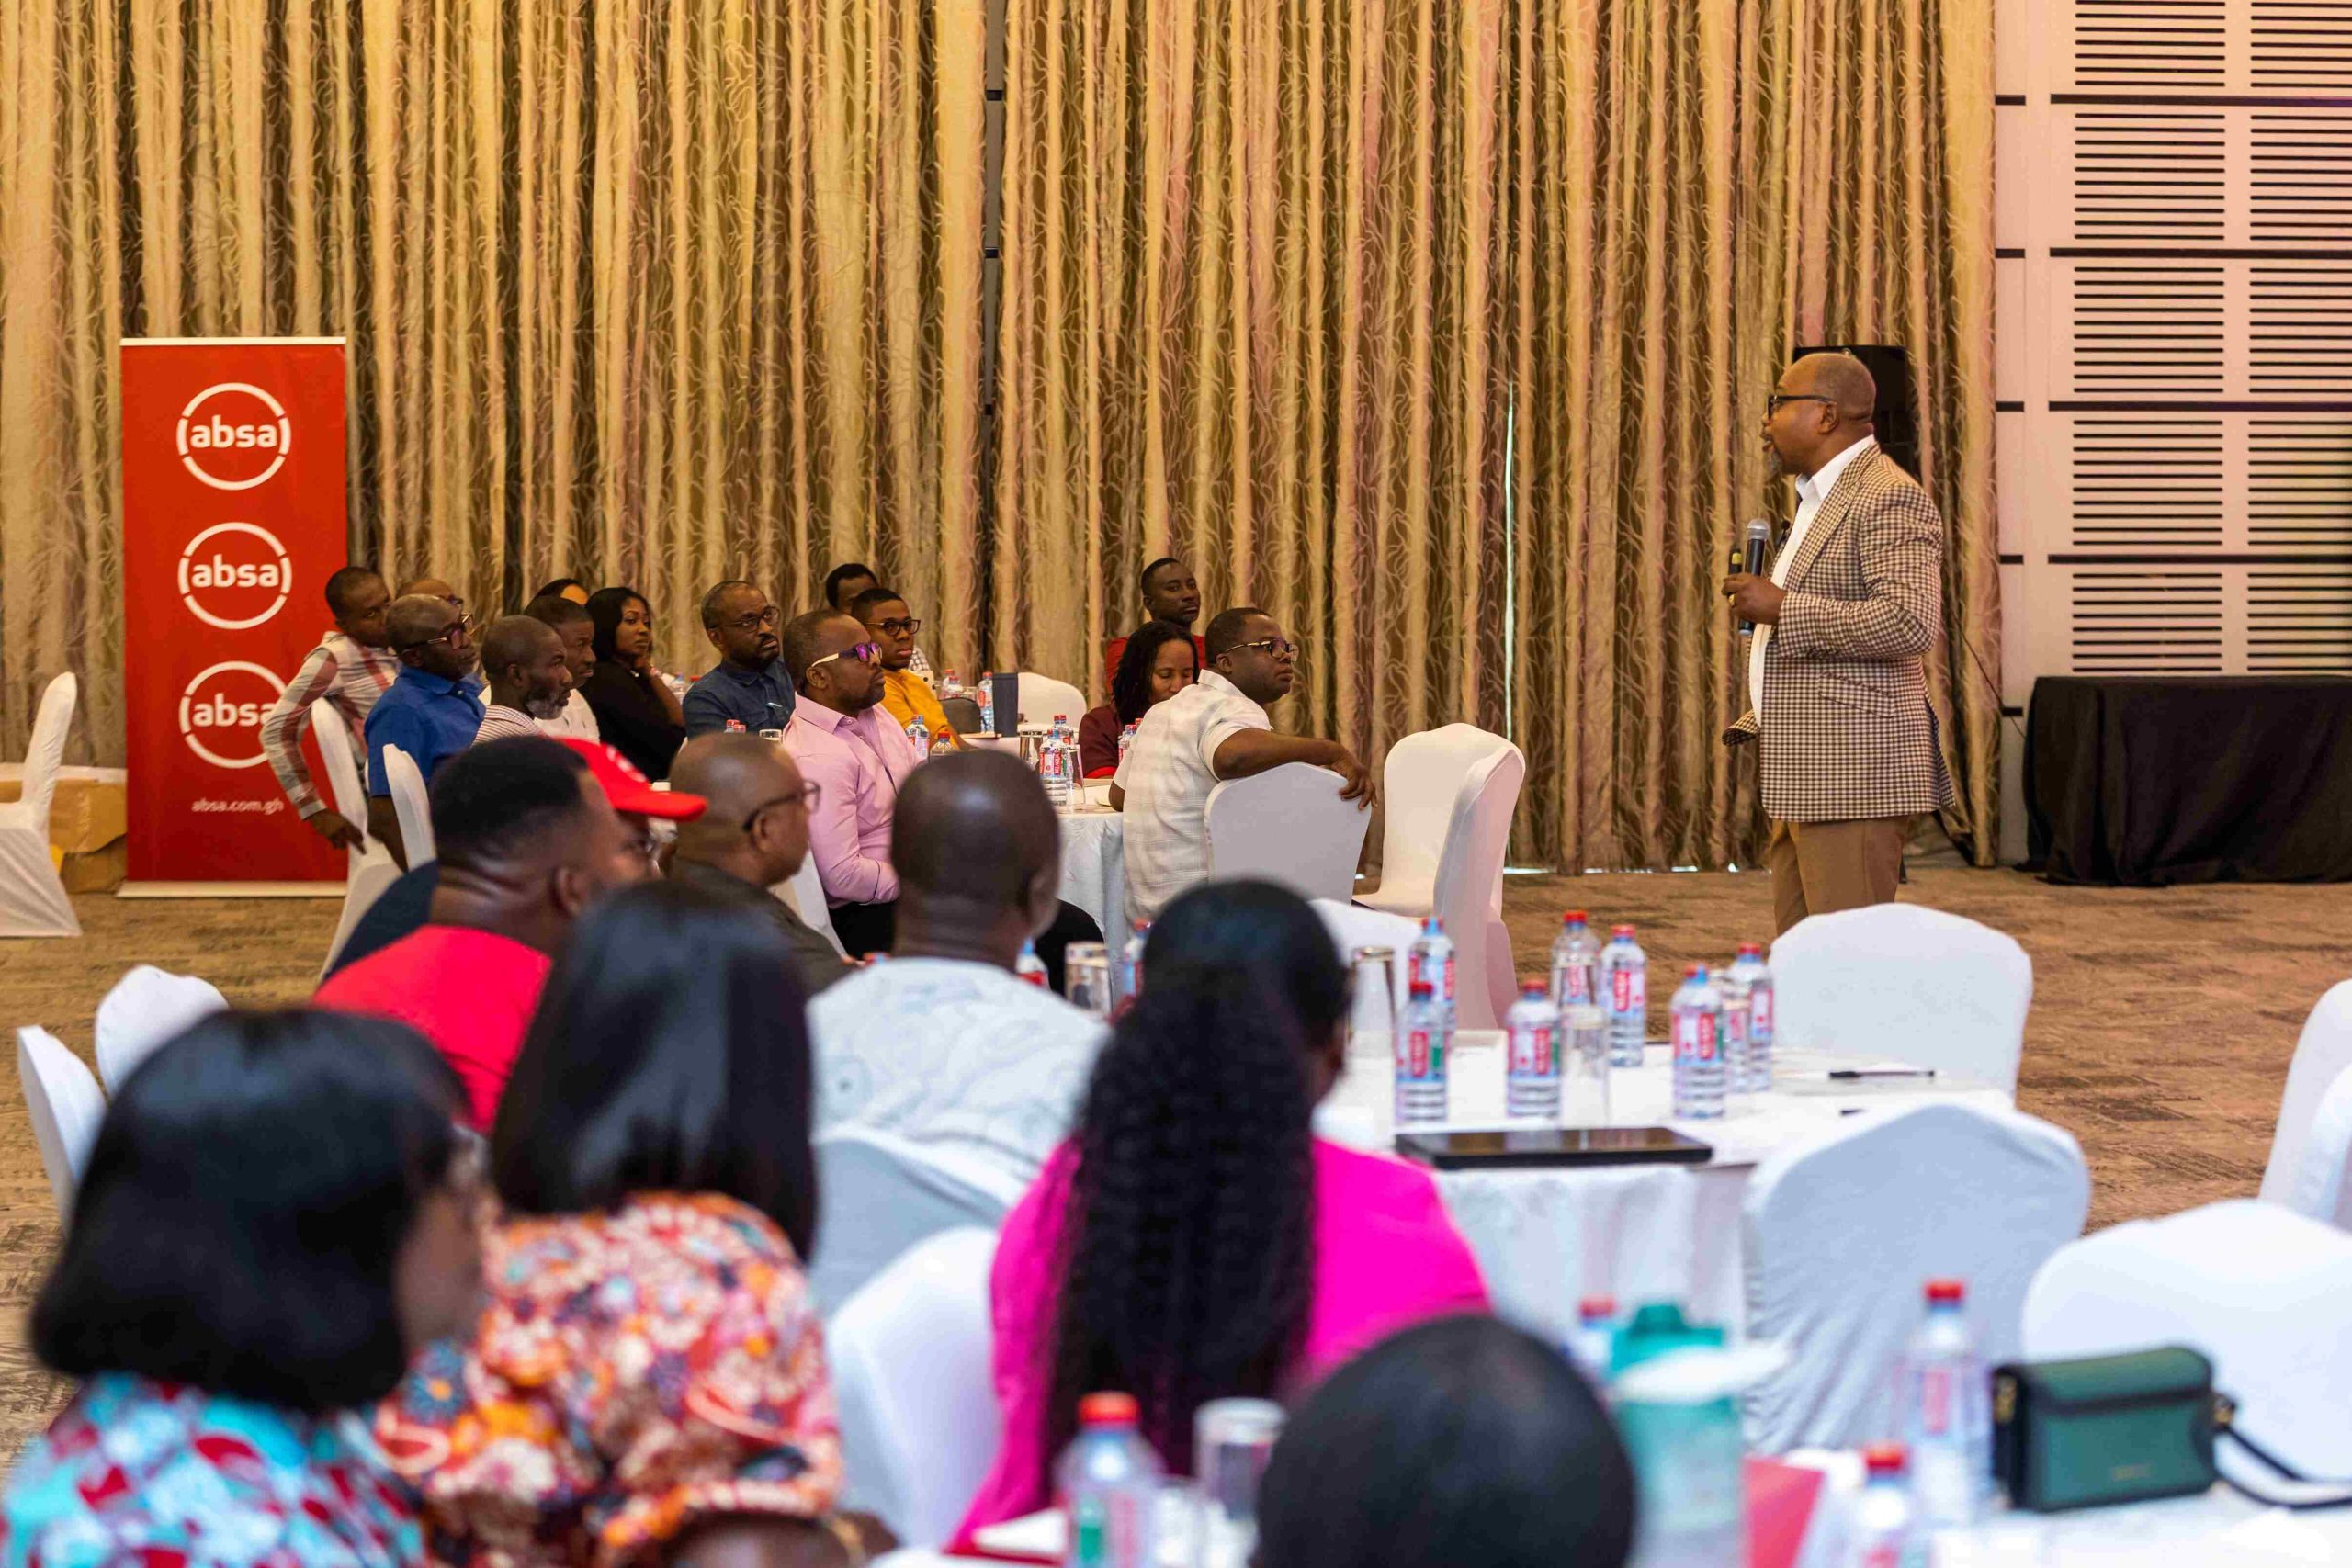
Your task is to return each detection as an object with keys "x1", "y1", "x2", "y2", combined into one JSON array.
[
  {"x1": 537, "y1": 688, "x2": 600, "y2": 741},
  {"x1": 1112, "y1": 669, "x2": 1271, "y2": 926},
  {"x1": 1749, "y1": 434, "x2": 1876, "y2": 720},
  {"x1": 809, "y1": 956, "x2": 1106, "y2": 1189}
]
